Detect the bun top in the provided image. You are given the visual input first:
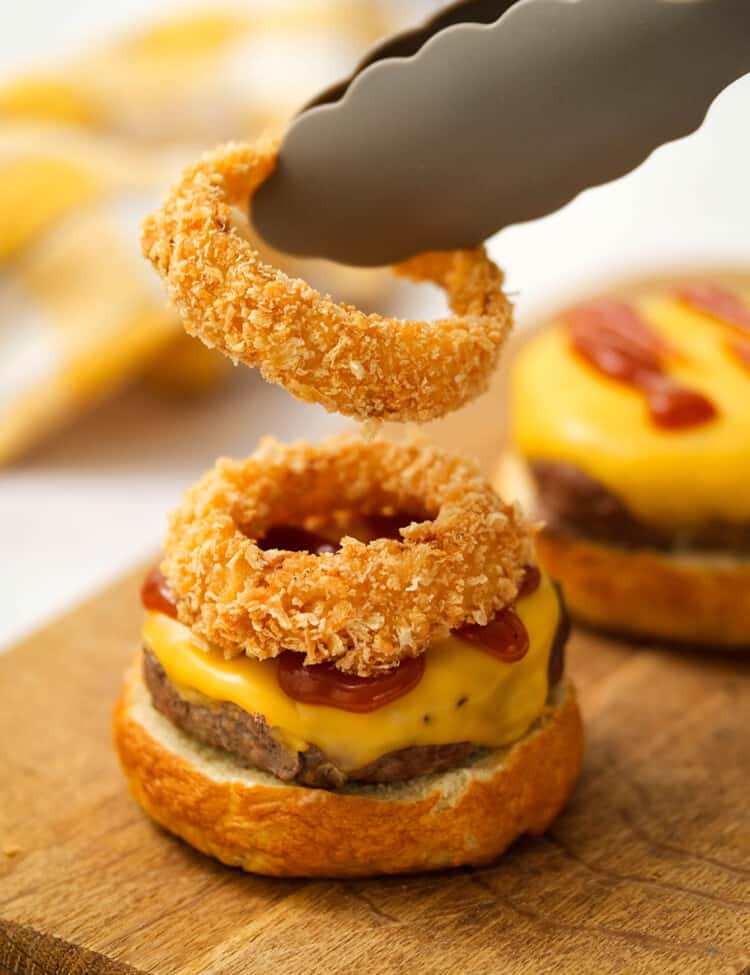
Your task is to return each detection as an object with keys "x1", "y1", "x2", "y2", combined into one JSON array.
[{"x1": 511, "y1": 273, "x2": 750, "y2": 531}]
